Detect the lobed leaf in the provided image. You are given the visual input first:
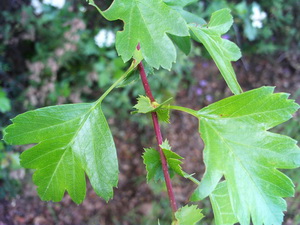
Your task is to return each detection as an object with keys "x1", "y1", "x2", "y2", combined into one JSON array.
[
  {"x1": 189, "y1": 8, "x2": 242, "y2": 95},
  {"x1": 191, "y1": 86, "x2": 300, "y2": 224},
  {"x1": 102, "y1": 0, "x2": 189, "y2": 70},
  {"x1": 4, "y1": 103, "x2": 119, "y2": 204}
]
